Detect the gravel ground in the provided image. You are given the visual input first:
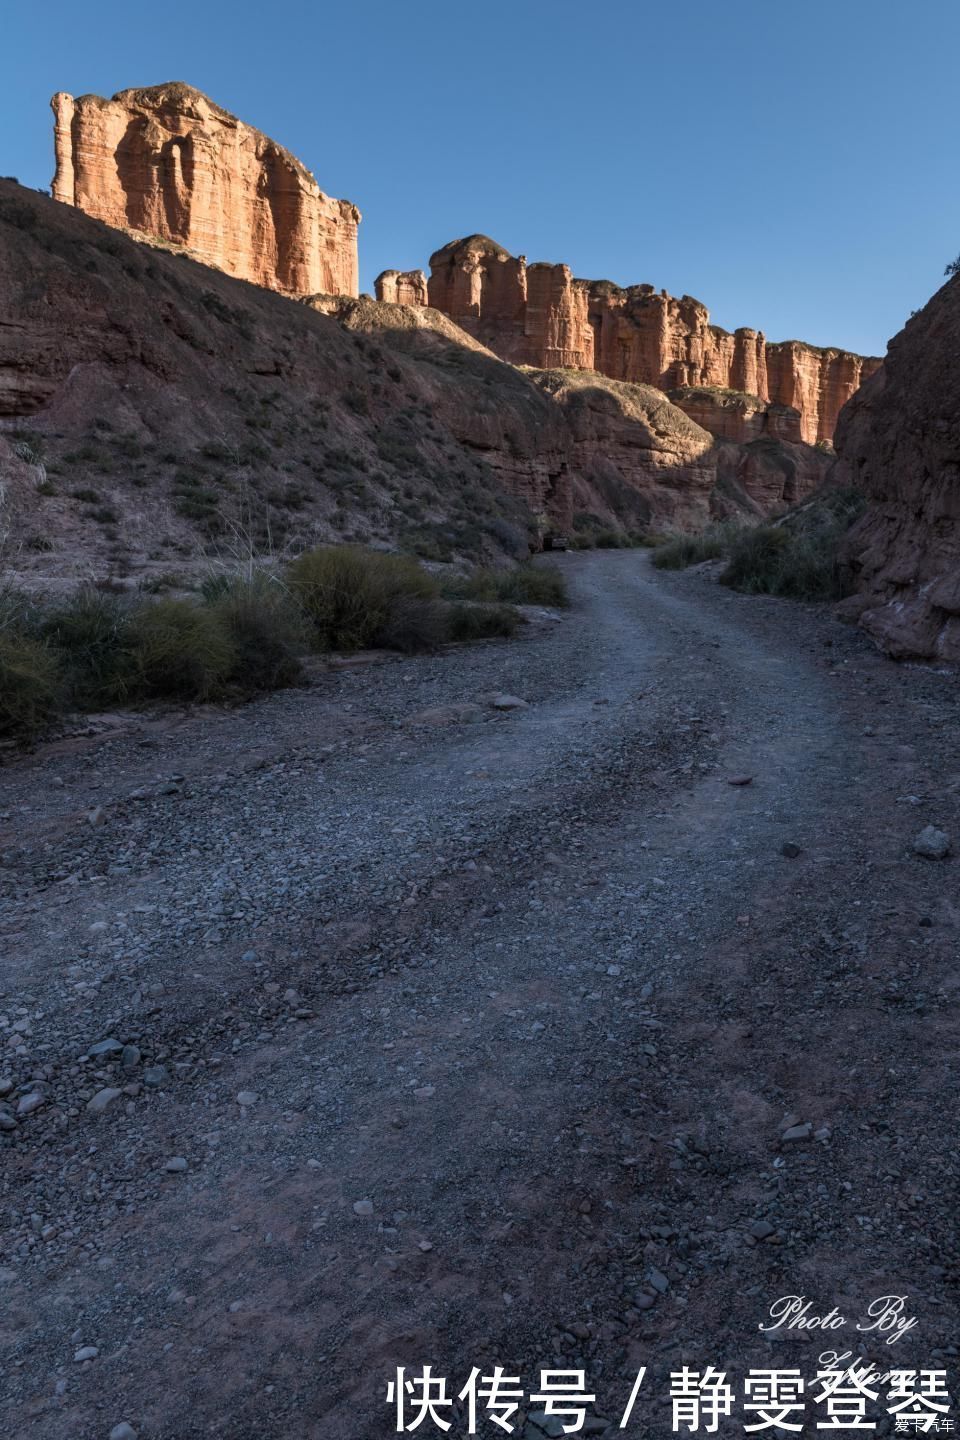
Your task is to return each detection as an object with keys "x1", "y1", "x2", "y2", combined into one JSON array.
[{"x1": 2, "y1": 549, "x2": 959, "y2": 1439}]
